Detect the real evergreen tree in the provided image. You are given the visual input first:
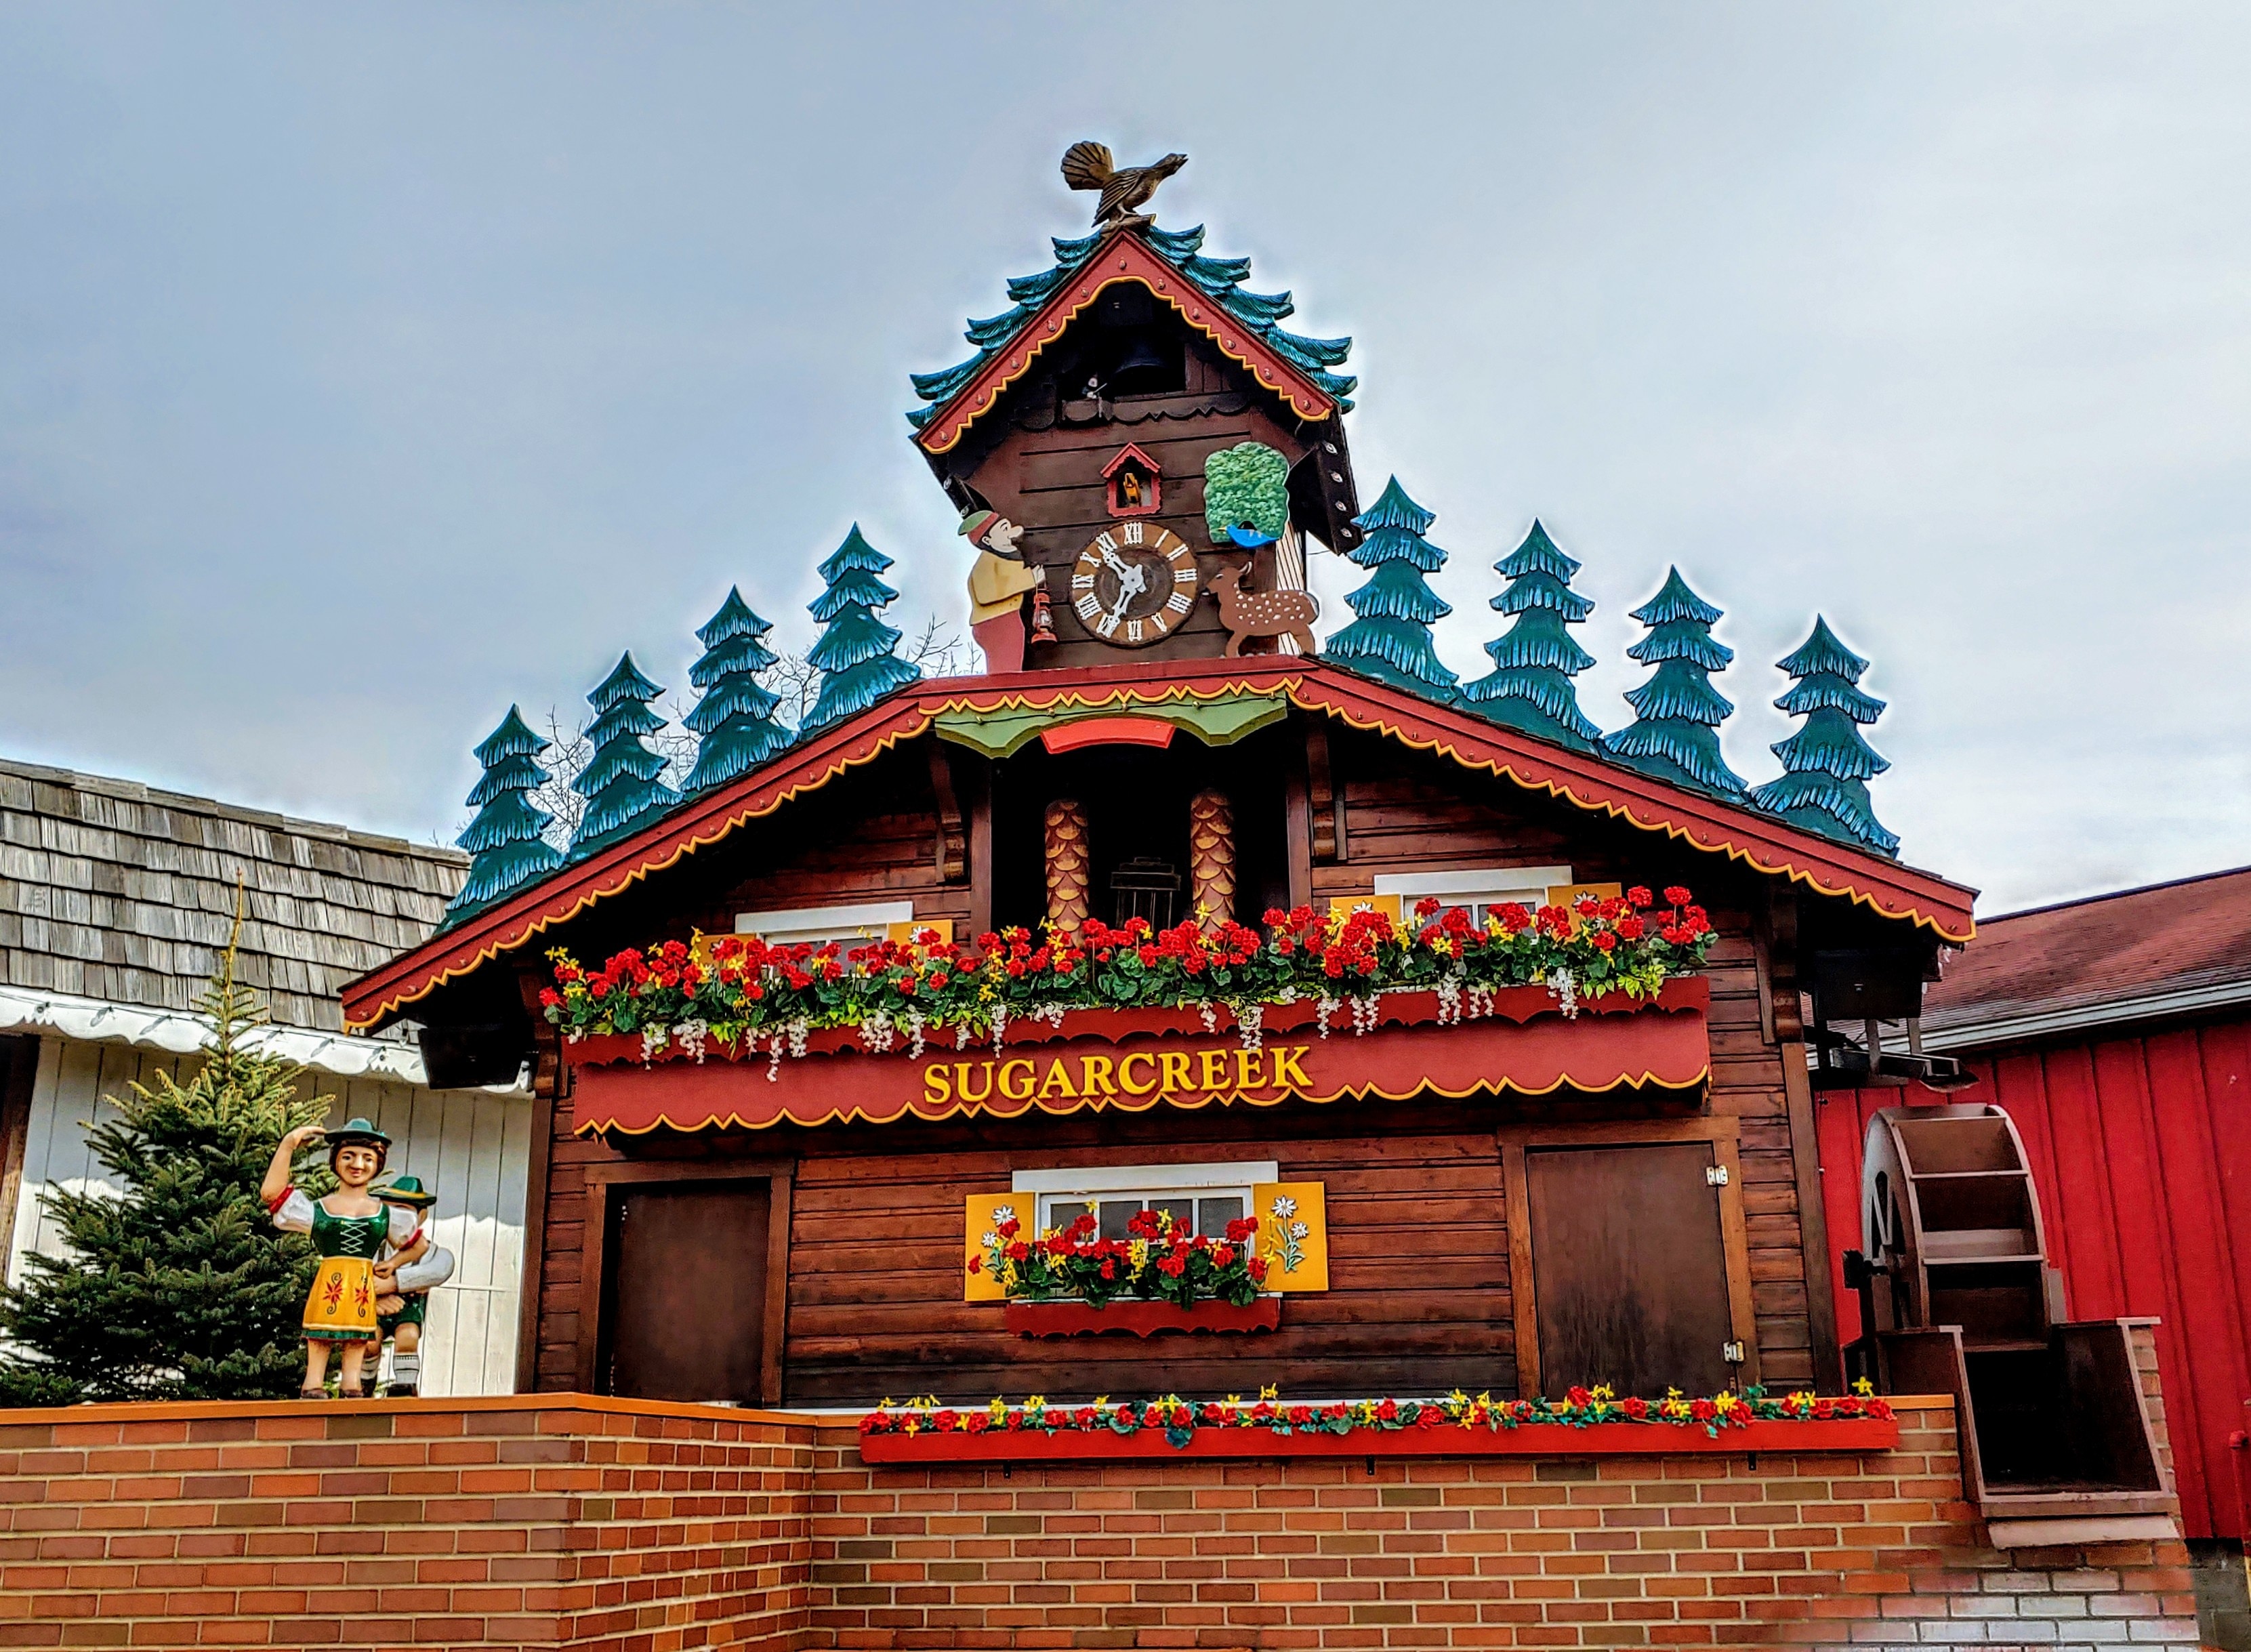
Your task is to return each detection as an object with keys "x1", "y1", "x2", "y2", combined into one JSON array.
[
  {"x1": 802, "y1": 524, "x2": 921, "y2": 735},
  {"x1": 1603, "y1": 567, "x2": 1748, "y2": 797},
  {"x1": 567, "y1": 652, "x2": 682, "y2": 860},
  {"x1": 445, "y1": 706, "x2": 565, "y2": 924},
  {"x1": 1321, "y1": 477, "x2": 1459, "y2": 700},
  {"x1": 1459, "y1": 519, "x2": 1601, "y2": 750},
  {"x1": 0, "y1": 913, "x2": 331, "y2": 1405},
  {"x1": 1750, "y1": 616, "x2": 1900, "y2": 856},
  {"x1": 683, "y1": 587, "x2": 794, "y2": 793}
]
